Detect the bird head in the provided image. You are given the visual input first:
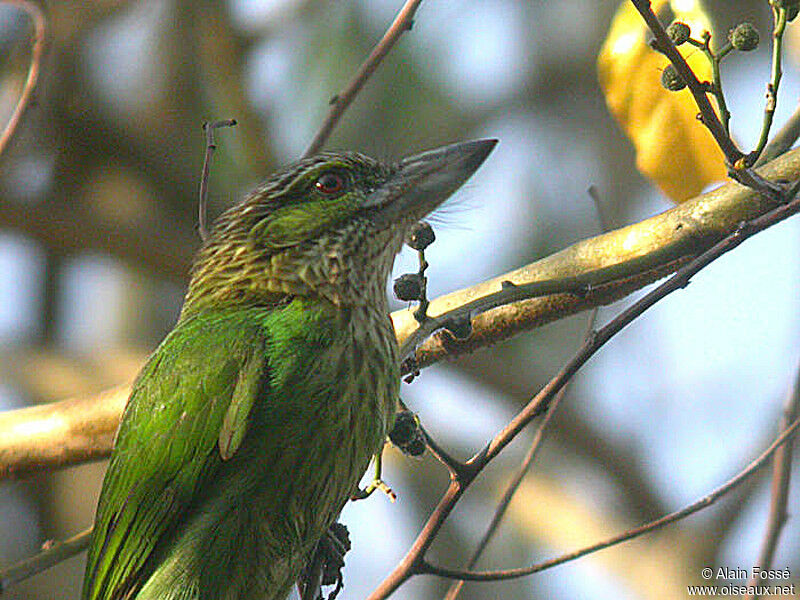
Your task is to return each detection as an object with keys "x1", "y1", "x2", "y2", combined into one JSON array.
[{"x1": 182, "y1": 139, "x2": 497, "y2": 315}]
